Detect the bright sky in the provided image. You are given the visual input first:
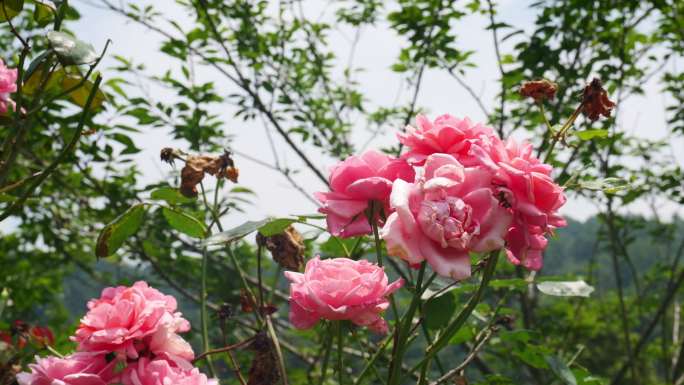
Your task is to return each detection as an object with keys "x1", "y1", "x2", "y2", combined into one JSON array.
[{"x1": 69, "y1": 0, "x2": 683, "y2": 228}]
